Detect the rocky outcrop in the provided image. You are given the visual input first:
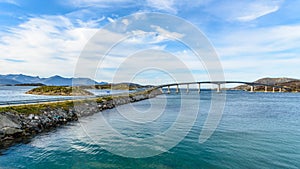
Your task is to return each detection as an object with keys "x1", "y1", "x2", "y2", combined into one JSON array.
[{"x1": 0, "y1": 89, "x2": 162, "y2": 149}]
